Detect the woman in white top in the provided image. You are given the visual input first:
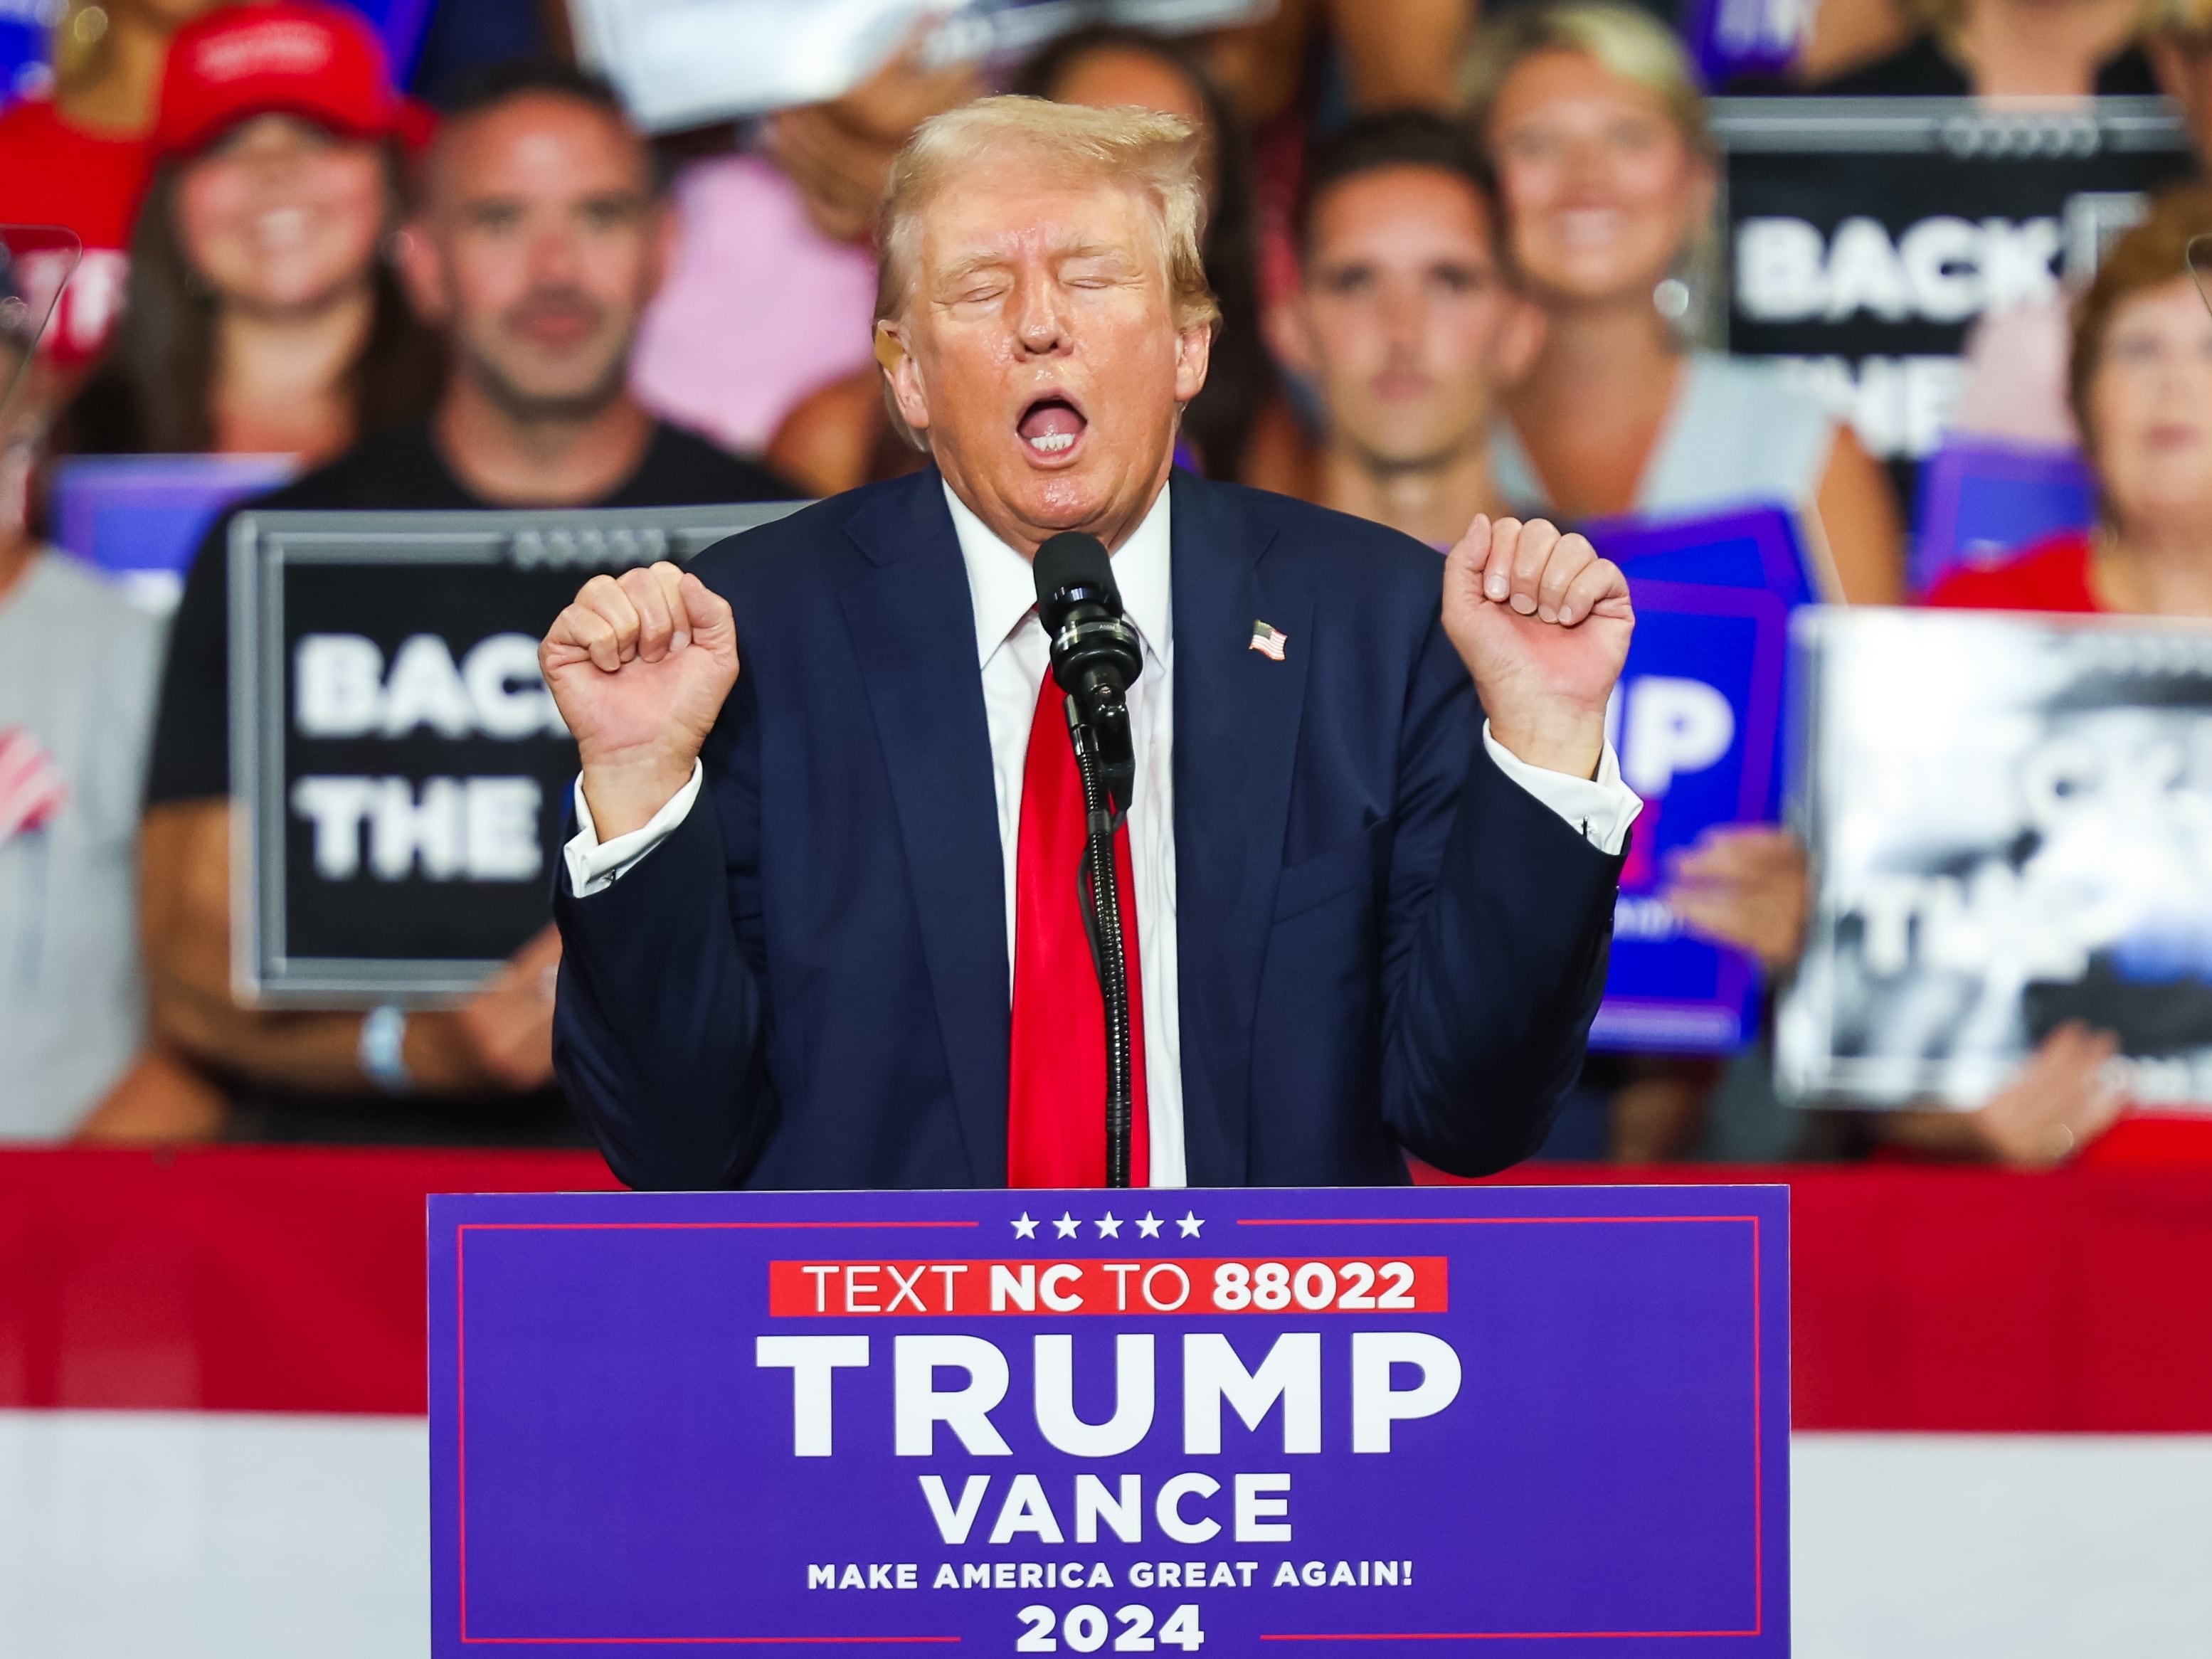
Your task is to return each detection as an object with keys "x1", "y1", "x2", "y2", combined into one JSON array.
[{"x1": 1464, "y1": 2, "x2": 1904, "y2": 604}]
